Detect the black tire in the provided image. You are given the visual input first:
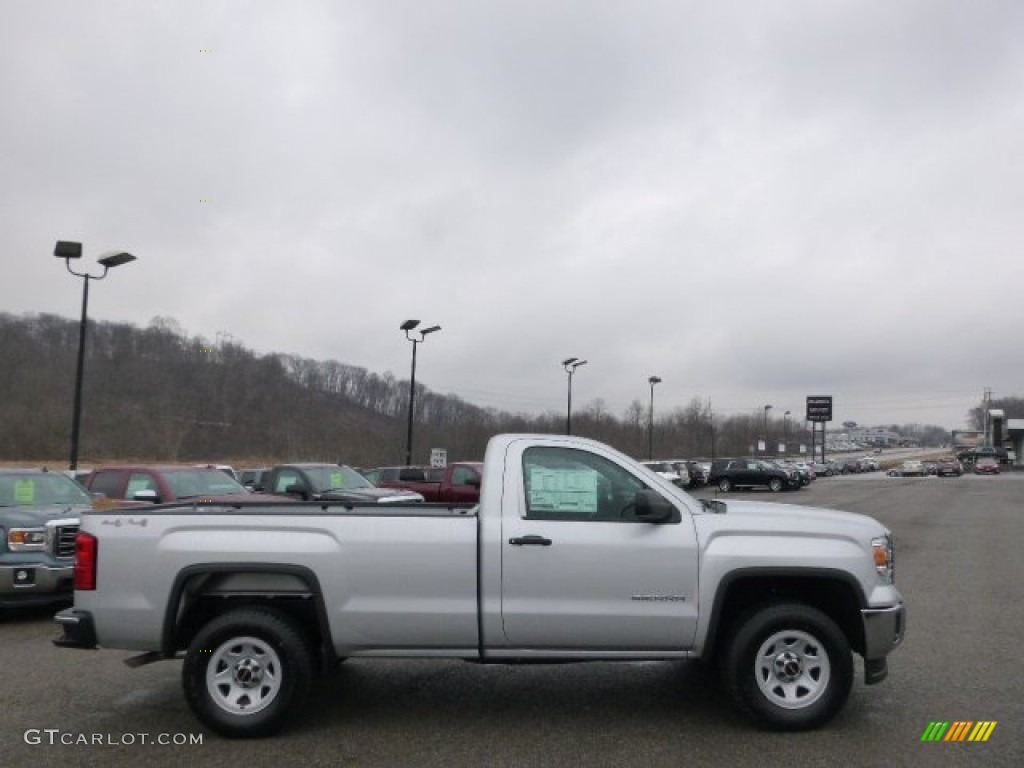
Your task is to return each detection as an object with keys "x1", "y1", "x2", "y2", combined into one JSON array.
[
  {"x1": 768, "y1": 478, "x2": 783, "y2": 493},
  {"x1": 718, "y1": 478, "x2": 732, "y2": 492},
  {"x1": 182, "y1": 608, "x2": 314, "y2": 738},
  {"x1": 721, "y1": 602, "x2": 853, "y2": 731}
]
